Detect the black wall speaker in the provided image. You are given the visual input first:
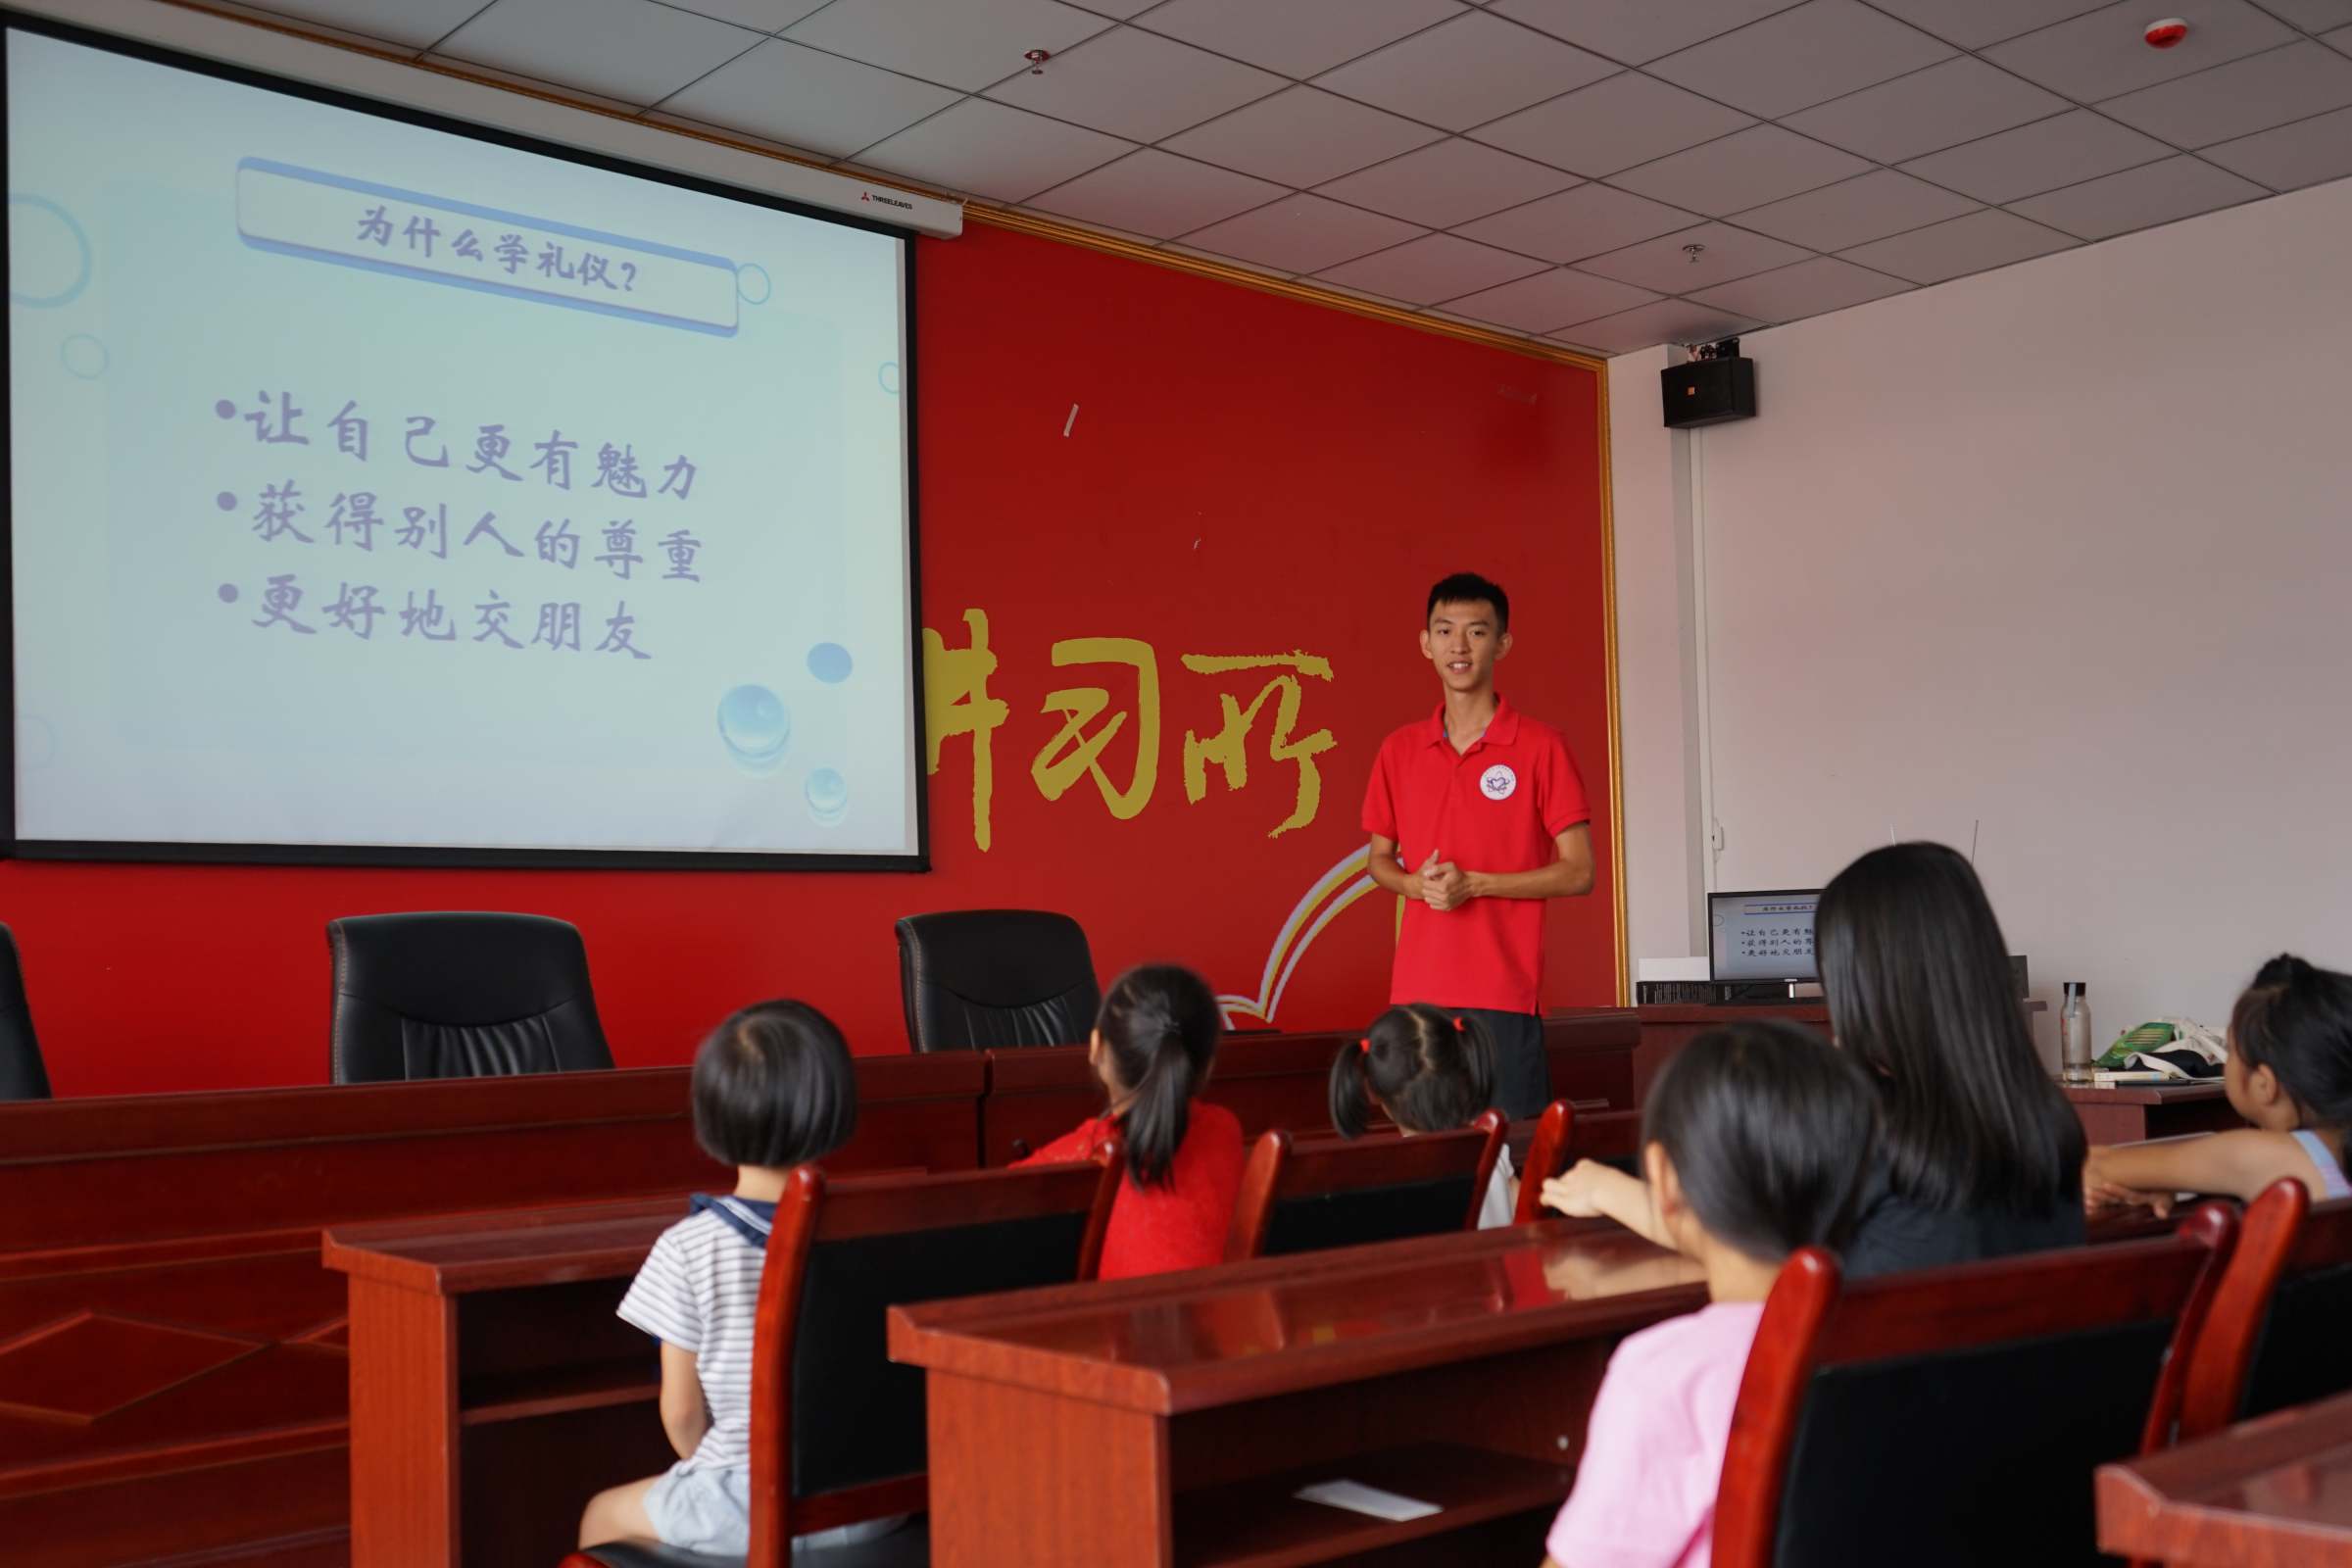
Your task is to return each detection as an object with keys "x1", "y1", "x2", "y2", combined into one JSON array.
[{"x1": 1661, "y1": 356, "x2": 1756, "y2": 428}]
